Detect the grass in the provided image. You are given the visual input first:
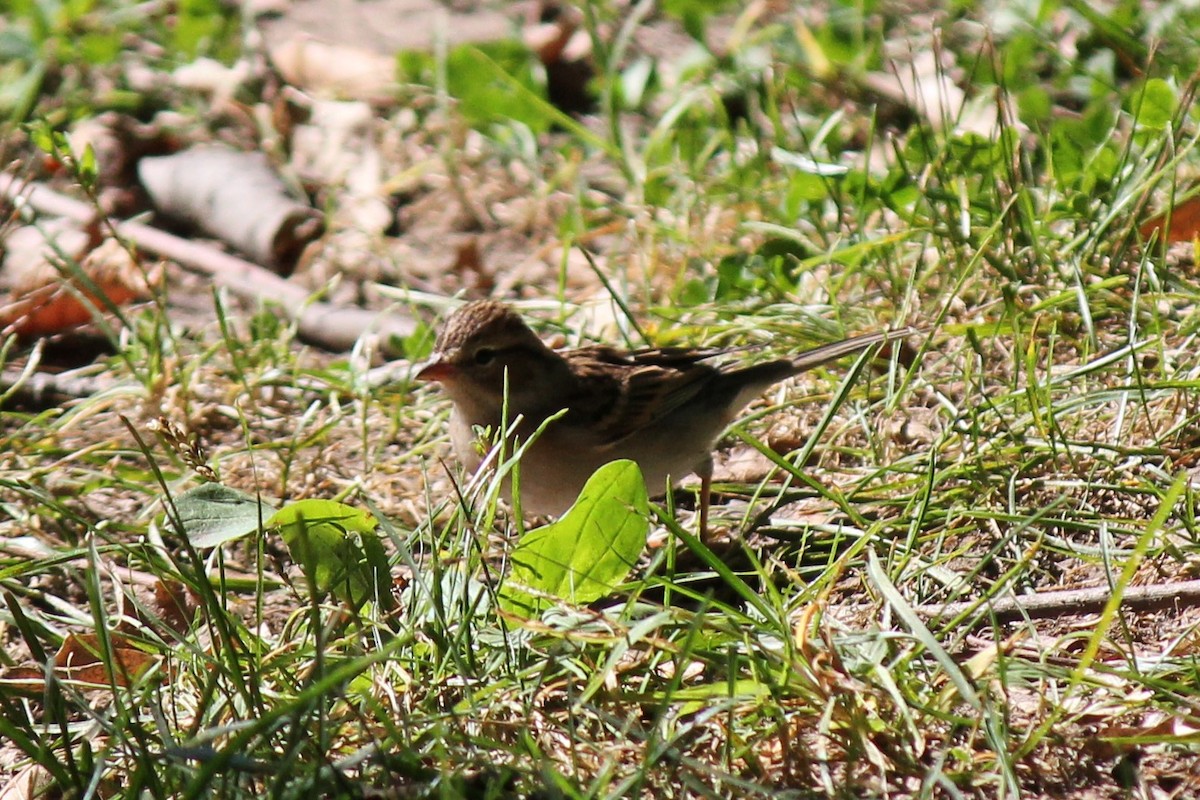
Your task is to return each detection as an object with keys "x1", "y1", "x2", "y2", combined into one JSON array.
[{"x1": 4, "y1": 0, "x2": 1200, "y2": 797}]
